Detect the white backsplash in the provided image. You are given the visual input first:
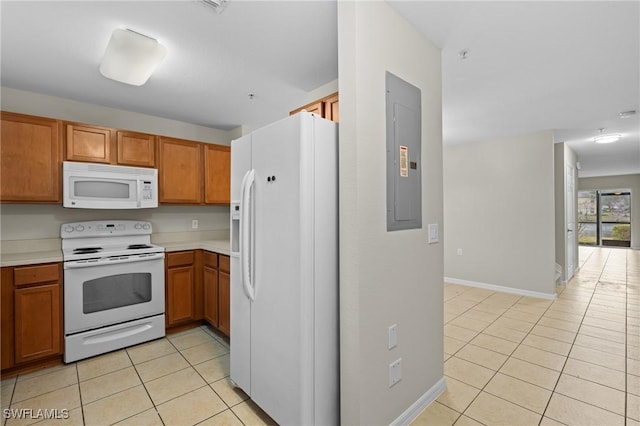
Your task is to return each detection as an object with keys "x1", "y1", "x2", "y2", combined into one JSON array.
[{"x1": 0, "y1": 204, "x2": 230, "y2": 241}]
